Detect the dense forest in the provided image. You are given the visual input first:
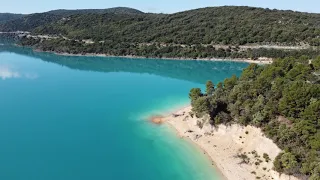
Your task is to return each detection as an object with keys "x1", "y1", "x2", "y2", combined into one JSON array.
[
  {"x1": 19, "y1": 36, "x2": 320, "y2": 60},
  {"x1": 46, "y1": 7, "x2": 143, "y2": 16},
  {"x1": 0, "y1": 13, "x2": 24, "y2": 24},
  {"x1": 28, "y1": 6, "x2": 320, "y2": 46},
  {"x1": 0, "y1": 7, "x2": 143, "y2": 31},
  {"x1": 1, "y1": 6, "x2": 319, "y2": 60},
  {"x1": 189, "y1": 56, "x2": 320, "y2": 179},
  {"x1": 1, "y1": 6, "x2": 319, "y2": 46}
]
